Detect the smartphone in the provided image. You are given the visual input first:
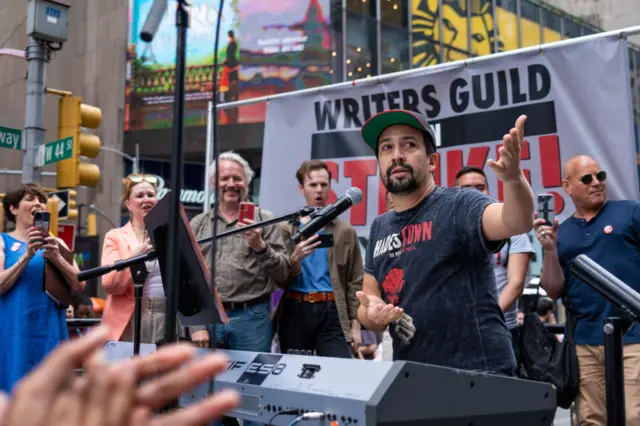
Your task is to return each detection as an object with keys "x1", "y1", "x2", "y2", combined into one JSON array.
[
  {"x1": 317, "y1": 233, "x2": 334, "y2": 248},
  {"x1": 537, "y1": 194, "x2": 555, "y2": 226},
  {"x1": 33, "y1": 211, "x2": 51, "y2": 234},
  {"x1": 239, "y1": 202, "x2": 255, "y2": 223}
]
